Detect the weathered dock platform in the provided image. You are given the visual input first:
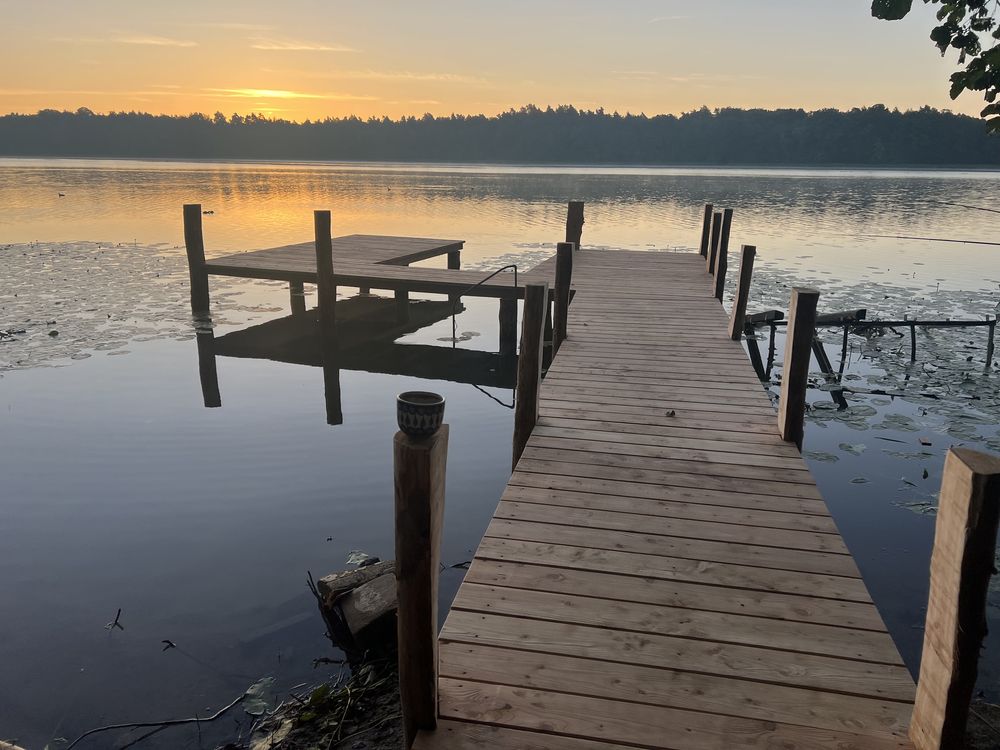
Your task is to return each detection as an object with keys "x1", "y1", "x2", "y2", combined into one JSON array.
[{"x1": 415, "y1": 248, "x2": 917, "y2": 749}]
